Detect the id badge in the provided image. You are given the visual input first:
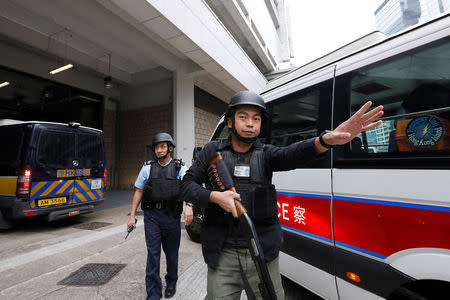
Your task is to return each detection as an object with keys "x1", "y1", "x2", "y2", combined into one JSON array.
[{"x1": 234, "y1": 165, "x2": 250, "y2": 177}]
